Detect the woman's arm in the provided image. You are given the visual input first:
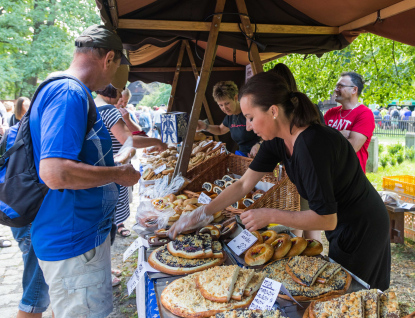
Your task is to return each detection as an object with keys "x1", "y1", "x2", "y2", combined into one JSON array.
[
  {"x1": 240, "y1": 208, "x2": 337, "y2": 232},
  {"x1": 111, "y1": 119, "x2": 167, "y2": 151},
  {"x1": 119, "y1": 107, "x2": 142, "y2": 132},
  {"x1": 197, "y1": 120, "x2": 229, "y2": 135}
]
